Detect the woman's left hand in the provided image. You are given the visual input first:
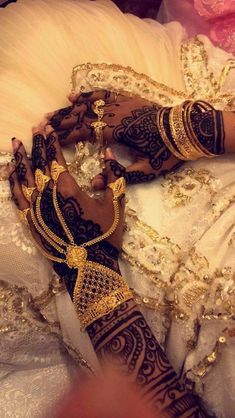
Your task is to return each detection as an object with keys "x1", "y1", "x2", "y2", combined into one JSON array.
[
  {"x1": 9, "y1": 128, "x2": 126, "y2": 296},
  {"x1": 43, "y1": 90, "x2": 181, "y2": 188}
]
